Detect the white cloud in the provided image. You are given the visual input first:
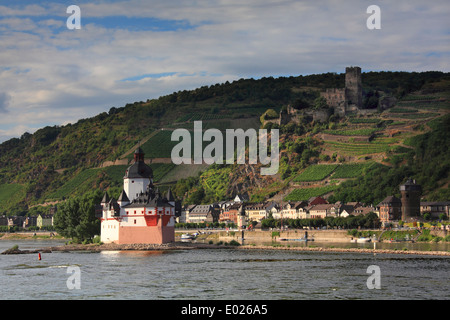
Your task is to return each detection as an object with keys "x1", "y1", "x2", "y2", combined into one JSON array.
[{"x1": 0, "y1": 0, "x2": 448, "y2": 143}]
